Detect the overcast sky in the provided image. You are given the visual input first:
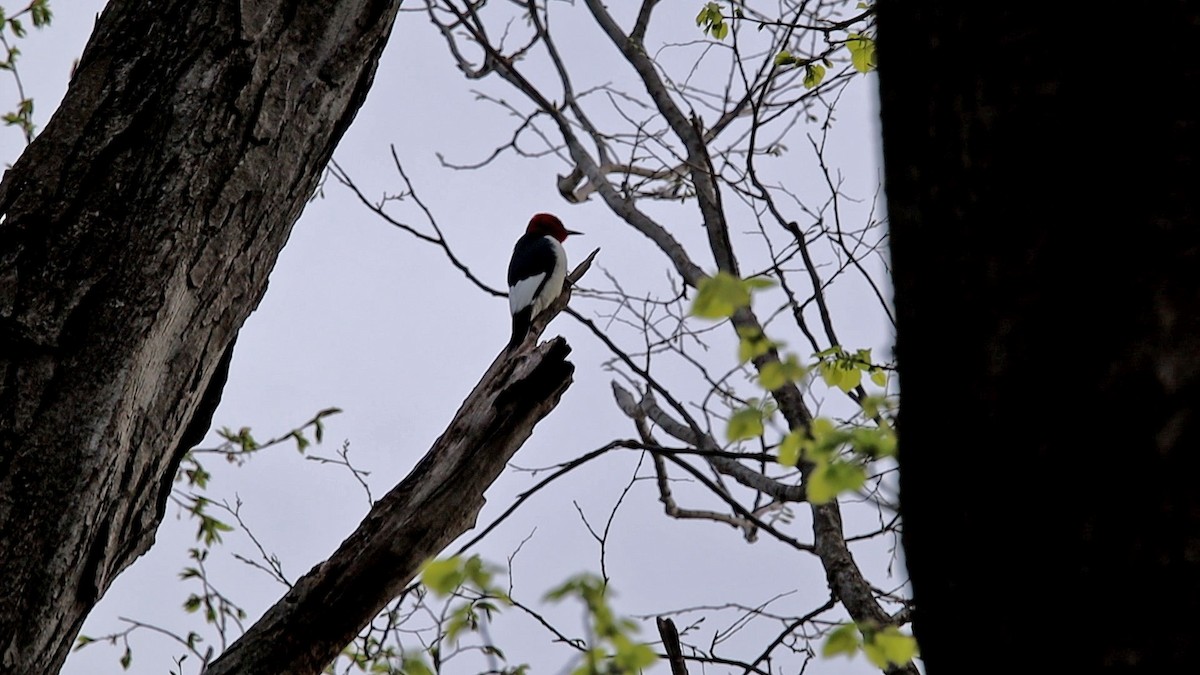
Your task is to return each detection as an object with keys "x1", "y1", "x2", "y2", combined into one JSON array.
[{"x1": 1, "y1": 3, "x2": 900, "y2": 674}]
